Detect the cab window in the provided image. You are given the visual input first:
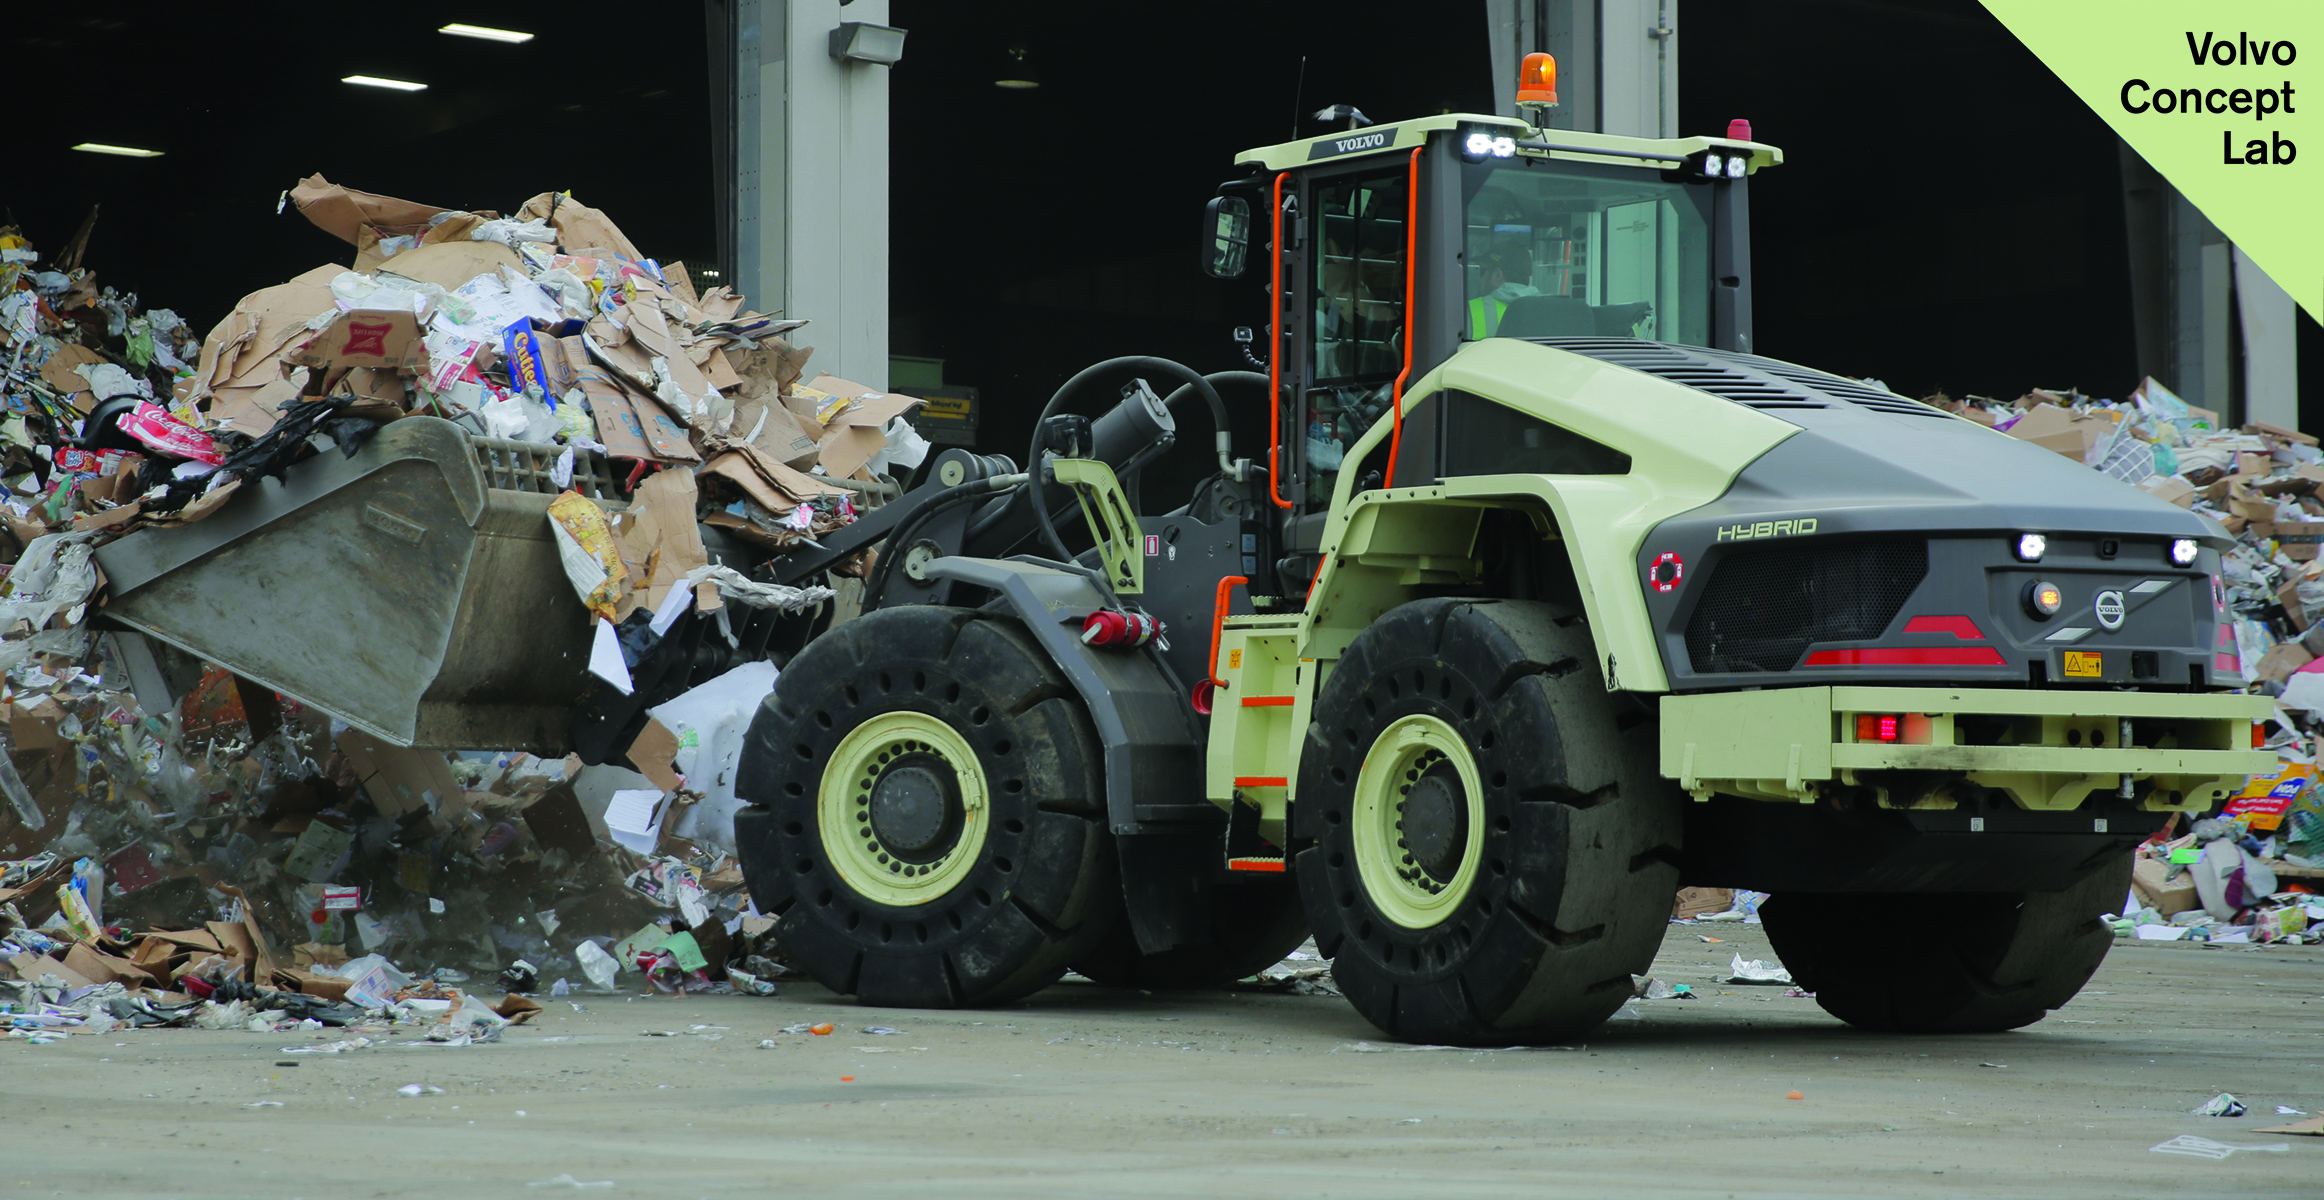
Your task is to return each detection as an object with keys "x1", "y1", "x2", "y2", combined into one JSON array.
[
  {"x1": 1462, "y1": 157, "x2": 1711, "y2": 346},
  {"x1": 1307, "y1": 170, "x2": 1407, "y2": 505}
]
